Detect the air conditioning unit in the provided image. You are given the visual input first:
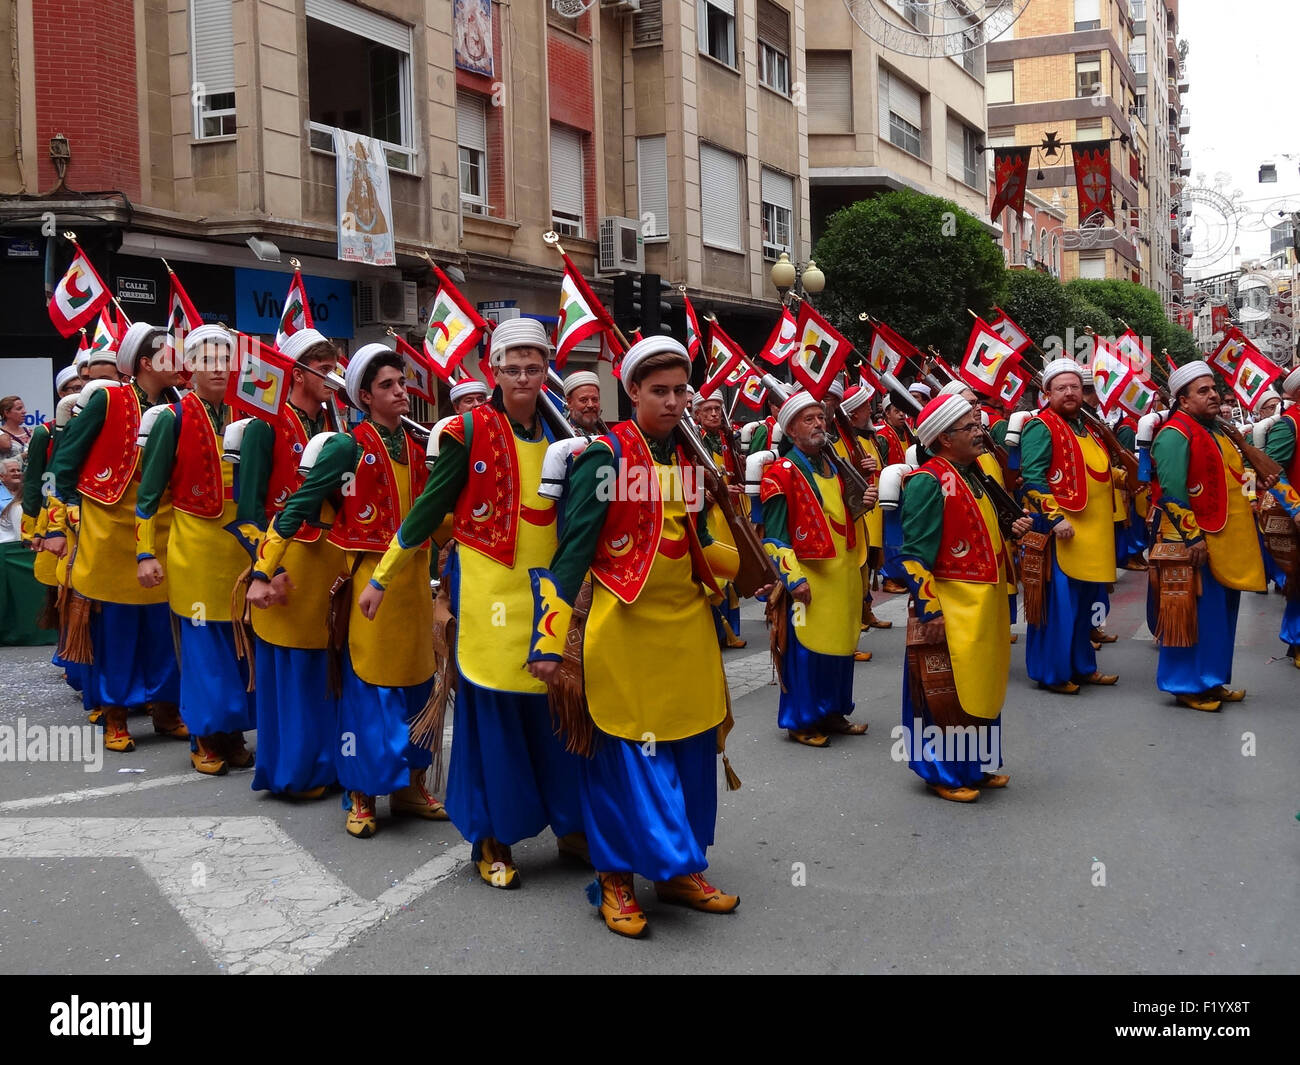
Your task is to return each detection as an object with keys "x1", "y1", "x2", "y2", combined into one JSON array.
[
  {"x1": 599, "y1": 0, "x2": 642, "y2": 11},
  {"x1": 357, "y1": 280, "x2": 419, "y2": 327},
  {"x1": 598, "y1": 216, "x2": 644, "y2": 275}
]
